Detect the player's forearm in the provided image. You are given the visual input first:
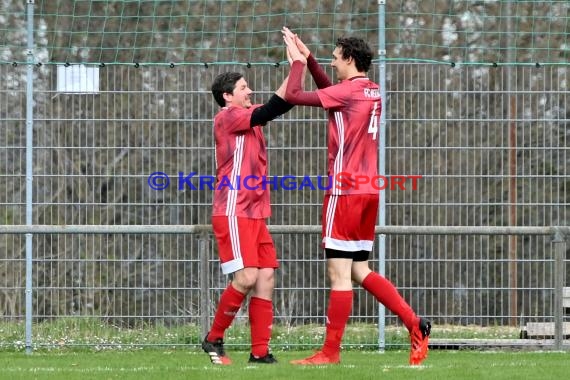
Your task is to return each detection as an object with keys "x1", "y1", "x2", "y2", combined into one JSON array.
[
  {"x1": 285, "y1": 60, "x2": 323, "y2": 107},
  {"x1": 250, "y1": 94, "x2": 293, "y2": 127},
  {"x1": 307, "y1": 54, "x2": 332, "y2": 89},
  {"x1": 274, "y1": 75, "x2": 289, "y2": 99}
]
